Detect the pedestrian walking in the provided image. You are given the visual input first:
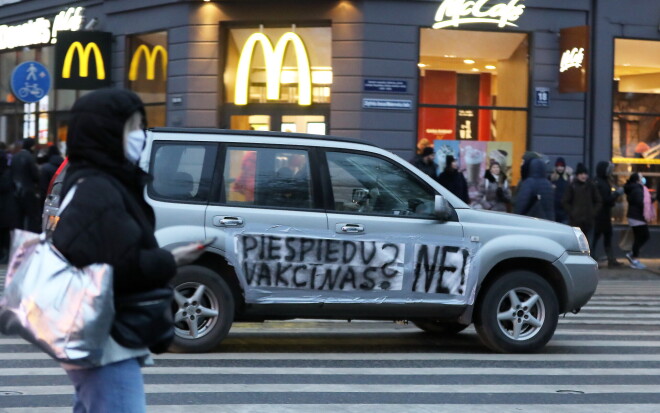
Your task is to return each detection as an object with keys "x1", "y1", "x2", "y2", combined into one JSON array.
[
  {"x1": 477, "y1": 161, "x2": 511, "y2": 212},
  {"x1": 514, "y1": 158, "x2": 554, "y2": 220},
  {"x1": 410, "y1": 146, "x2": 438, "y2": 180},
  {"x1": 550, "y1": 157, "x2": 572, "y2": 224},
  {"x1": 51, "y1": 88, "x2": 205, "y2": 413},
  {"x1": 38, "y1": 144, "x2": 64, "y2": 205},
  {"x1": 592, "y1": 161, "x2": 624, "y2": 268},
  {"x1": 437, "y1": 154, "x2": 469, "y2": 203},
  {"x1": 10, "y1": 137, "x2": 41, "y2": 232},
  {"x1": 561, "y1": 163, "x2": 601, "y2": 241},
  {"x1": 623, "y1": 173, "x2": 650, "y2": 269},
  {"x1": 0, "y1": 148, "x2": 19, "y2": 264}
]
